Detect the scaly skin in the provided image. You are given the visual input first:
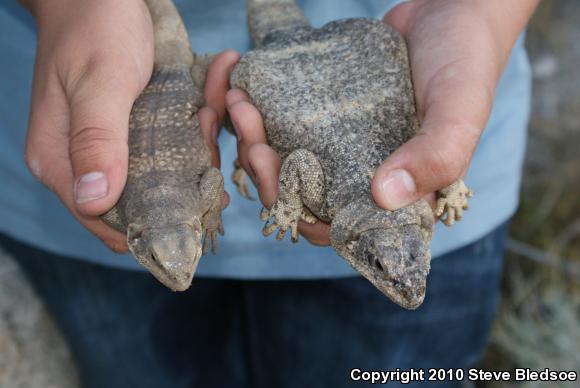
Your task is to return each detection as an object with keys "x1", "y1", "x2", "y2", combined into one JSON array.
[
  {"x1": 101, "y1": 0, "x2": 224, "y2": 291},
  {"x1": 231, "y1": 0, "x2": 472, "y2": 309}
]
